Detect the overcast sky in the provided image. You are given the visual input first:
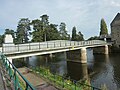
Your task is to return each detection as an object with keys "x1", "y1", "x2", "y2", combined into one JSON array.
[{"x1": 0, "y1": 0, "x2": 120, "y2": 39}]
